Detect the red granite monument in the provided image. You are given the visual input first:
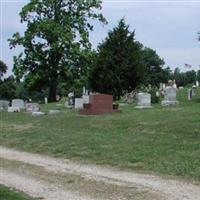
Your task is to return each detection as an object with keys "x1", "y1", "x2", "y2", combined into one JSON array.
[{"x1": 79, "y1": 94, "x2": 120, "y2": 115}]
